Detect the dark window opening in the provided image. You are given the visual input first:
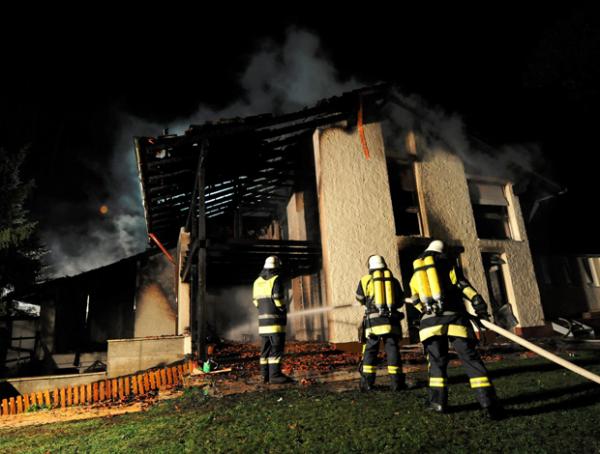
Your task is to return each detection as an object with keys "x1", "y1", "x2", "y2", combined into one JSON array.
[
  {"x1": 469, "y1": 181, "x2": 512, "y2": 240},
  {"x1": 388, "y1": 160, "x2": 422, "y2": 236},
  {"x1": 481, "y1": 253, "x2": 510, "y2": 314}
]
